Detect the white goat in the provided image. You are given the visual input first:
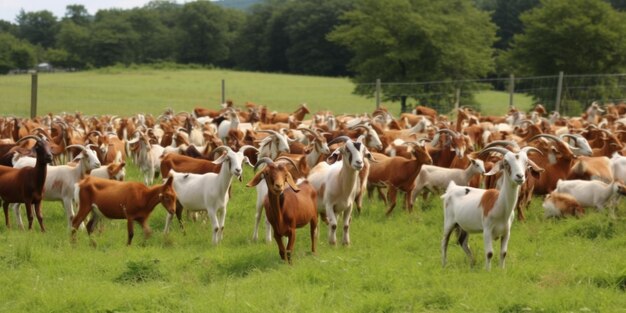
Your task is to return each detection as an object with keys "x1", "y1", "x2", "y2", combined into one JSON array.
[
  {"x1": 555, "y1": 179, "x2": 626, "y2": 211},
  {"x1": 307, "y1": 136, "x2": 373, "y2": 245},
  {"x1": 166, "y1": 145, "x2": 256, "y2": 244},
  {"x1": 610, "y1": 152, "x2": 626, "y2": 183},
  {"x1": 11, "y1": 145, "x2": 101, "y2": 229},
  {"x1": 441, "y1": 146, "x2": 543, "y2": 270},
  {"x1": 412, "y1": 157, "x2": 485, "y2": 202},
  {"x1": 128, "y1": 132, "x2": 164, "y2": 185}
]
